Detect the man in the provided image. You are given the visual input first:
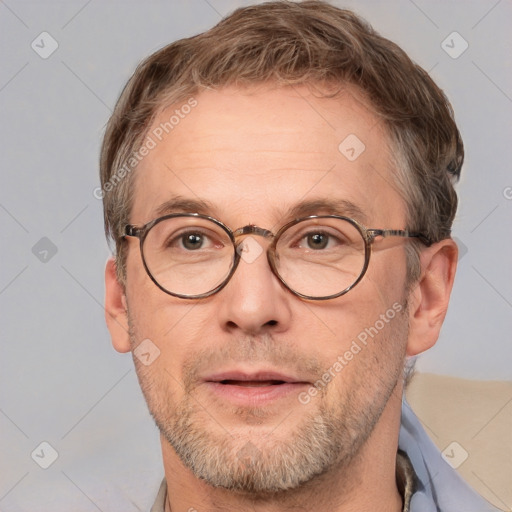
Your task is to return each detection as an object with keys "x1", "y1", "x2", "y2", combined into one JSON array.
[{"x1": 100, "y1": 1, "x2": 500, "y2": 510}]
